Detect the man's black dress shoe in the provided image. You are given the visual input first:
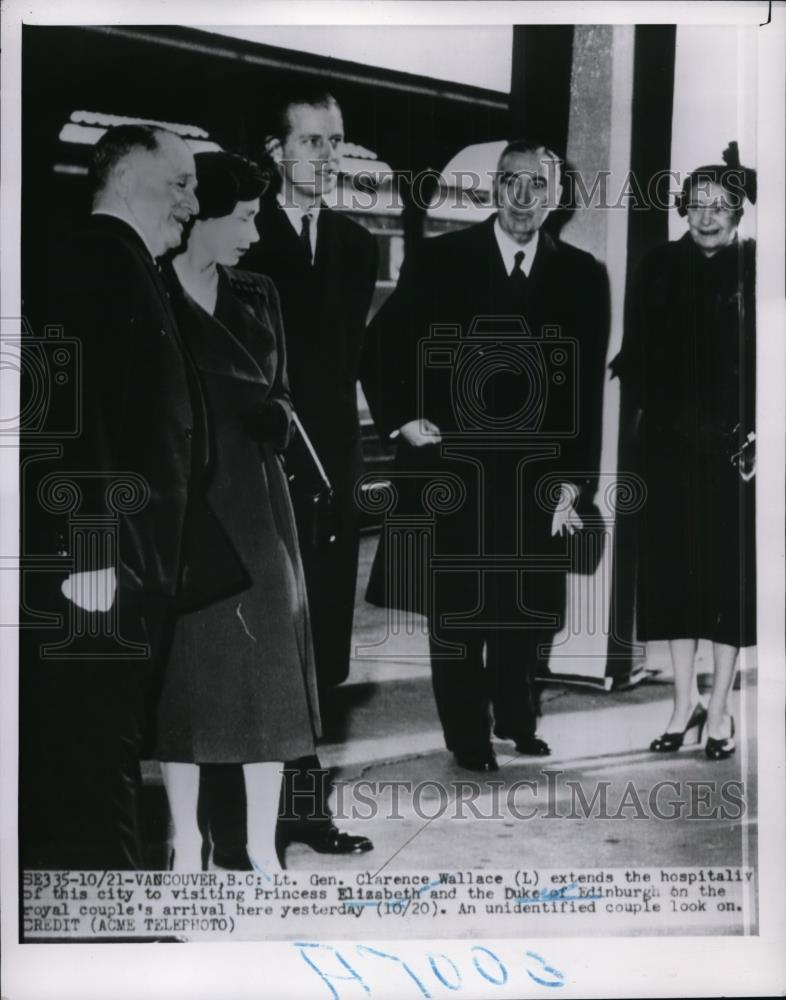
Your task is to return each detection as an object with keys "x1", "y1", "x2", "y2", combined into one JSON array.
[
  {"x1": 495, "y1": 729, "x2": 552, "y2": 756},
  {"x1": 291, "y1": 825, "x2": 374, "y2": 854},
  {"x1": 453, "y1": 750, "x2": 499, "y2": 772},
  {"x1": 513, "y1": 735, "x2": 551, "y2": 756}
]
